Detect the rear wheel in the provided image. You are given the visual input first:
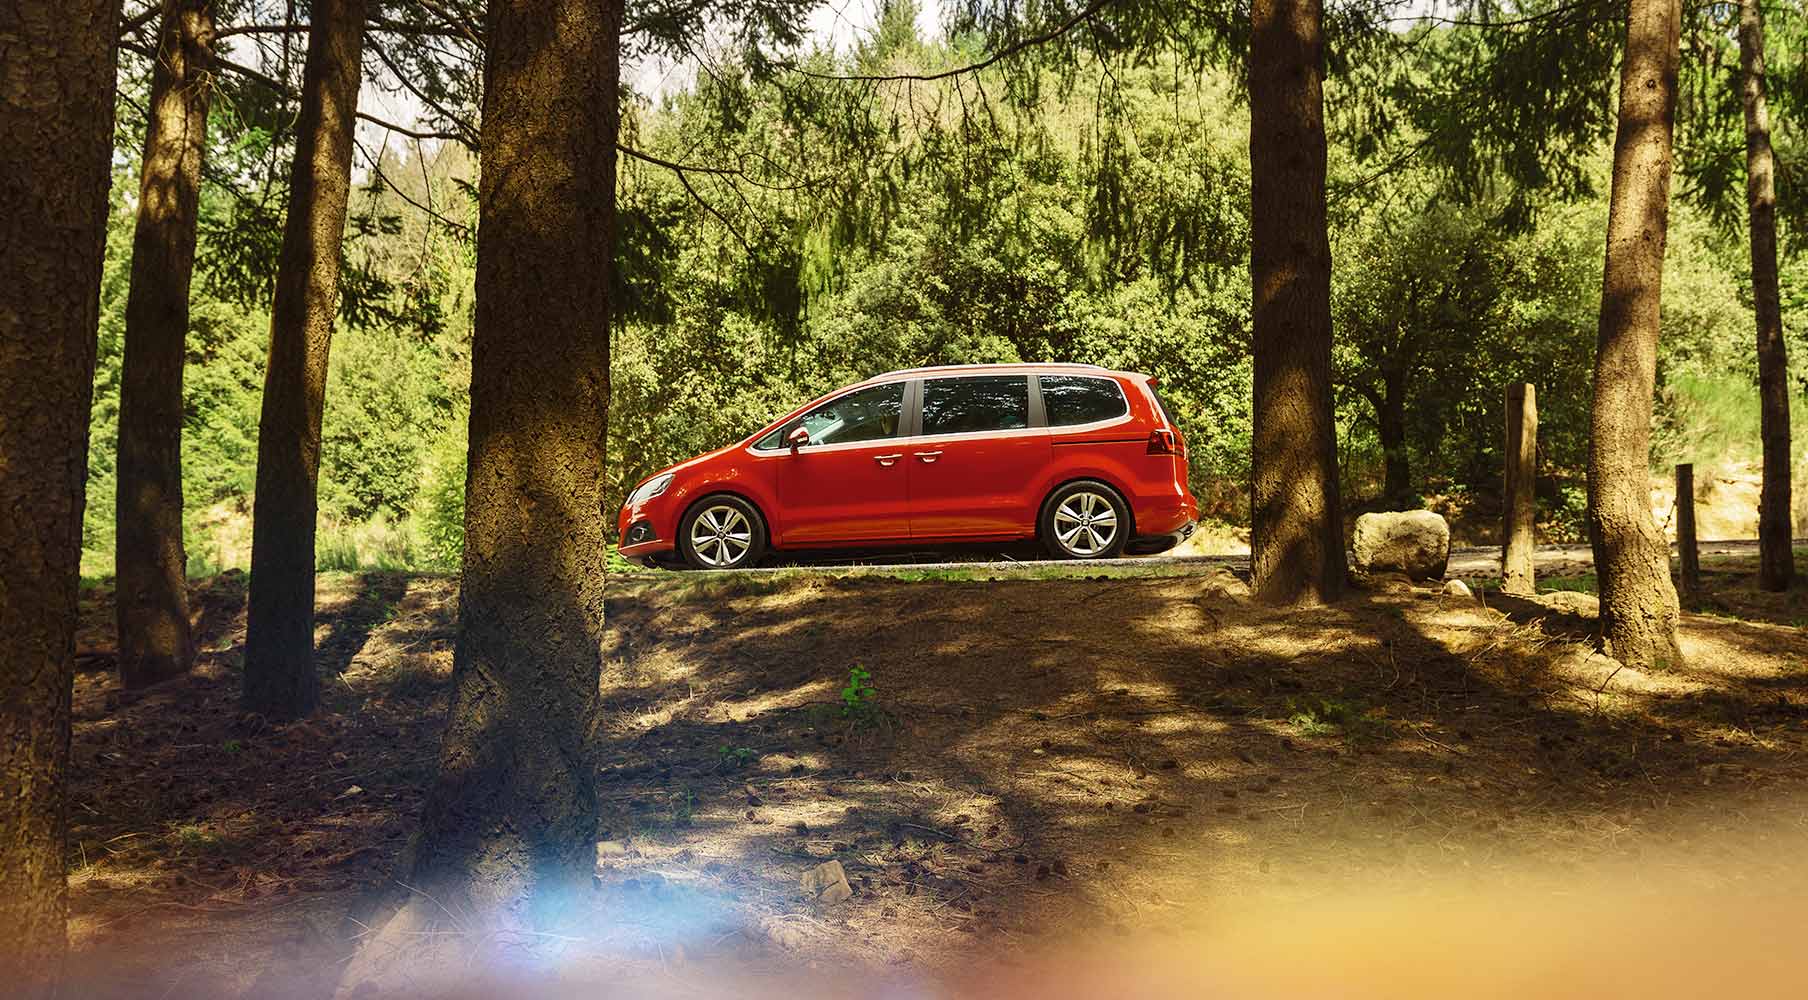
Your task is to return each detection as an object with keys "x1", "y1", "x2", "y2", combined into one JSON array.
[
  {"x1": 1041, "y1": 481, "x2": 1129, "y2": 560},
  {"x1": 678, "y1": 495, "x2": 767, "y2": 570}
]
